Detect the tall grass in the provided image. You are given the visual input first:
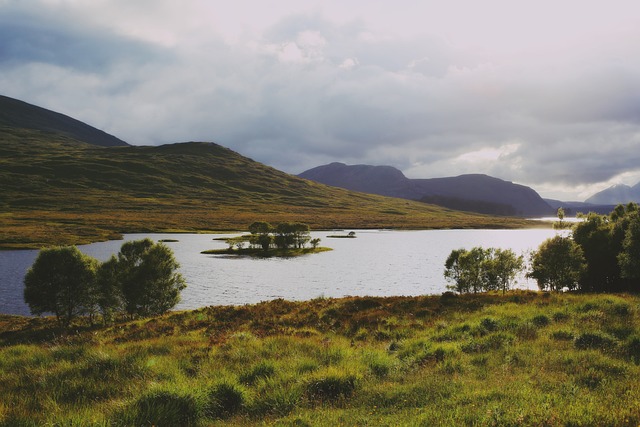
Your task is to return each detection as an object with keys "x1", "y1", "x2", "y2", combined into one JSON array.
[{"x1": 1, "y1": 292, "x2": 639, "y2": 425}]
